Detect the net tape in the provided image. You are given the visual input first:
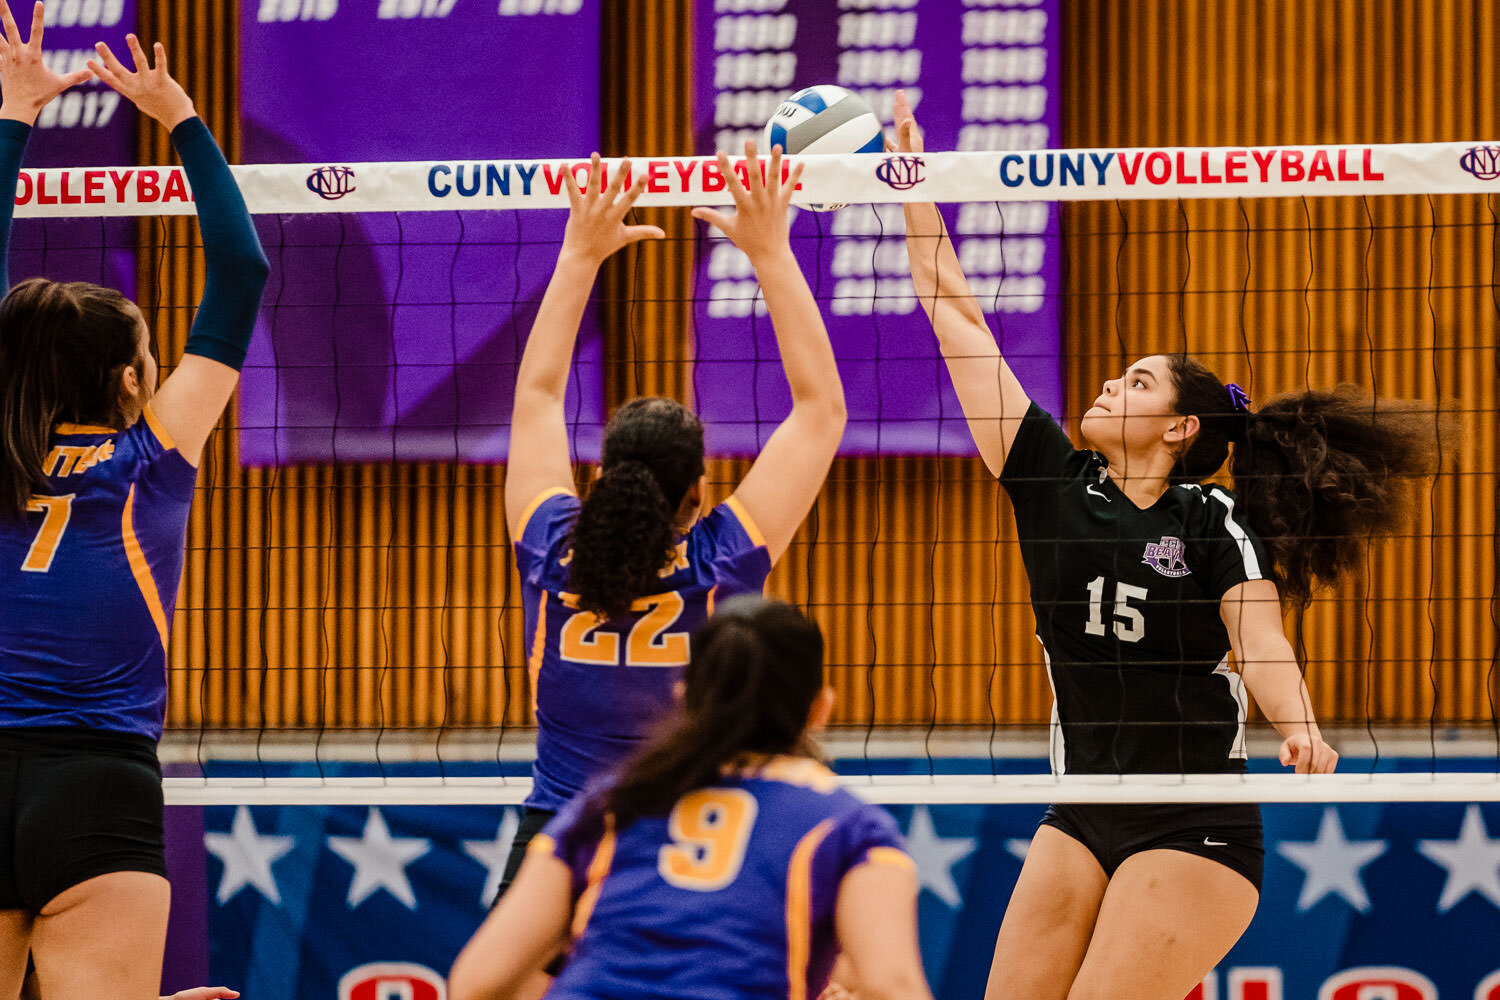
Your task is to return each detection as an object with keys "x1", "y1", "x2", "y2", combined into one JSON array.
[{"x1": 13, "y1": 142, "x2": 1500, "y2": 217}]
